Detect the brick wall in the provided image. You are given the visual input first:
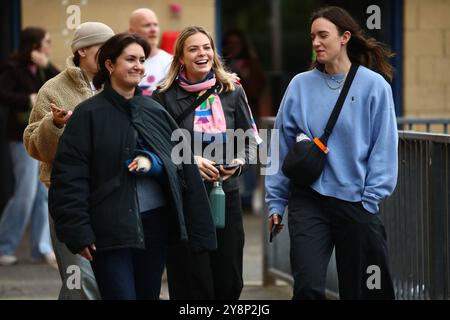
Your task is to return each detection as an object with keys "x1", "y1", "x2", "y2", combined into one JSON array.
[
  {"x1": 22, "y1": 0, "x2": 215, "y2": 70},
  {"x1": 404, "y1": 0, "x2": 450, "y2": 117}
]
